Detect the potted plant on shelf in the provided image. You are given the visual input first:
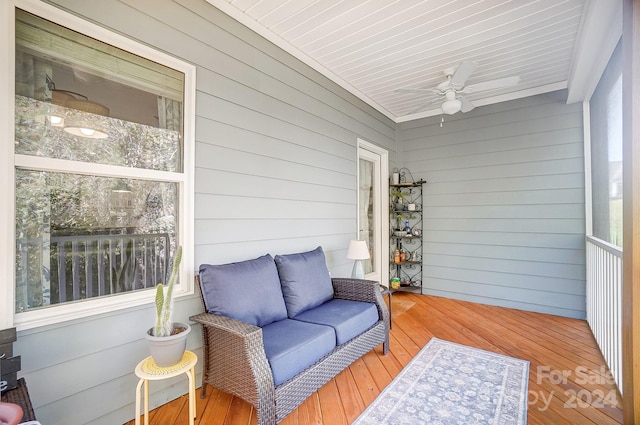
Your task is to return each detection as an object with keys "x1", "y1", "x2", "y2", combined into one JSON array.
[
  {"x1": 145, "y1": 245, "x2": 191, "y2": 366},
  {"x1": 391, "y1": 189, "x2": 409, "y2": 211}
]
